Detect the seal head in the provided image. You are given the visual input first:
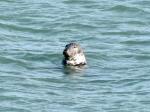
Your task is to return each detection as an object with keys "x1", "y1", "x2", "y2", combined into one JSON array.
[{"x1": 63, "y1": 43, "x2": 86, "y2": 66}]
